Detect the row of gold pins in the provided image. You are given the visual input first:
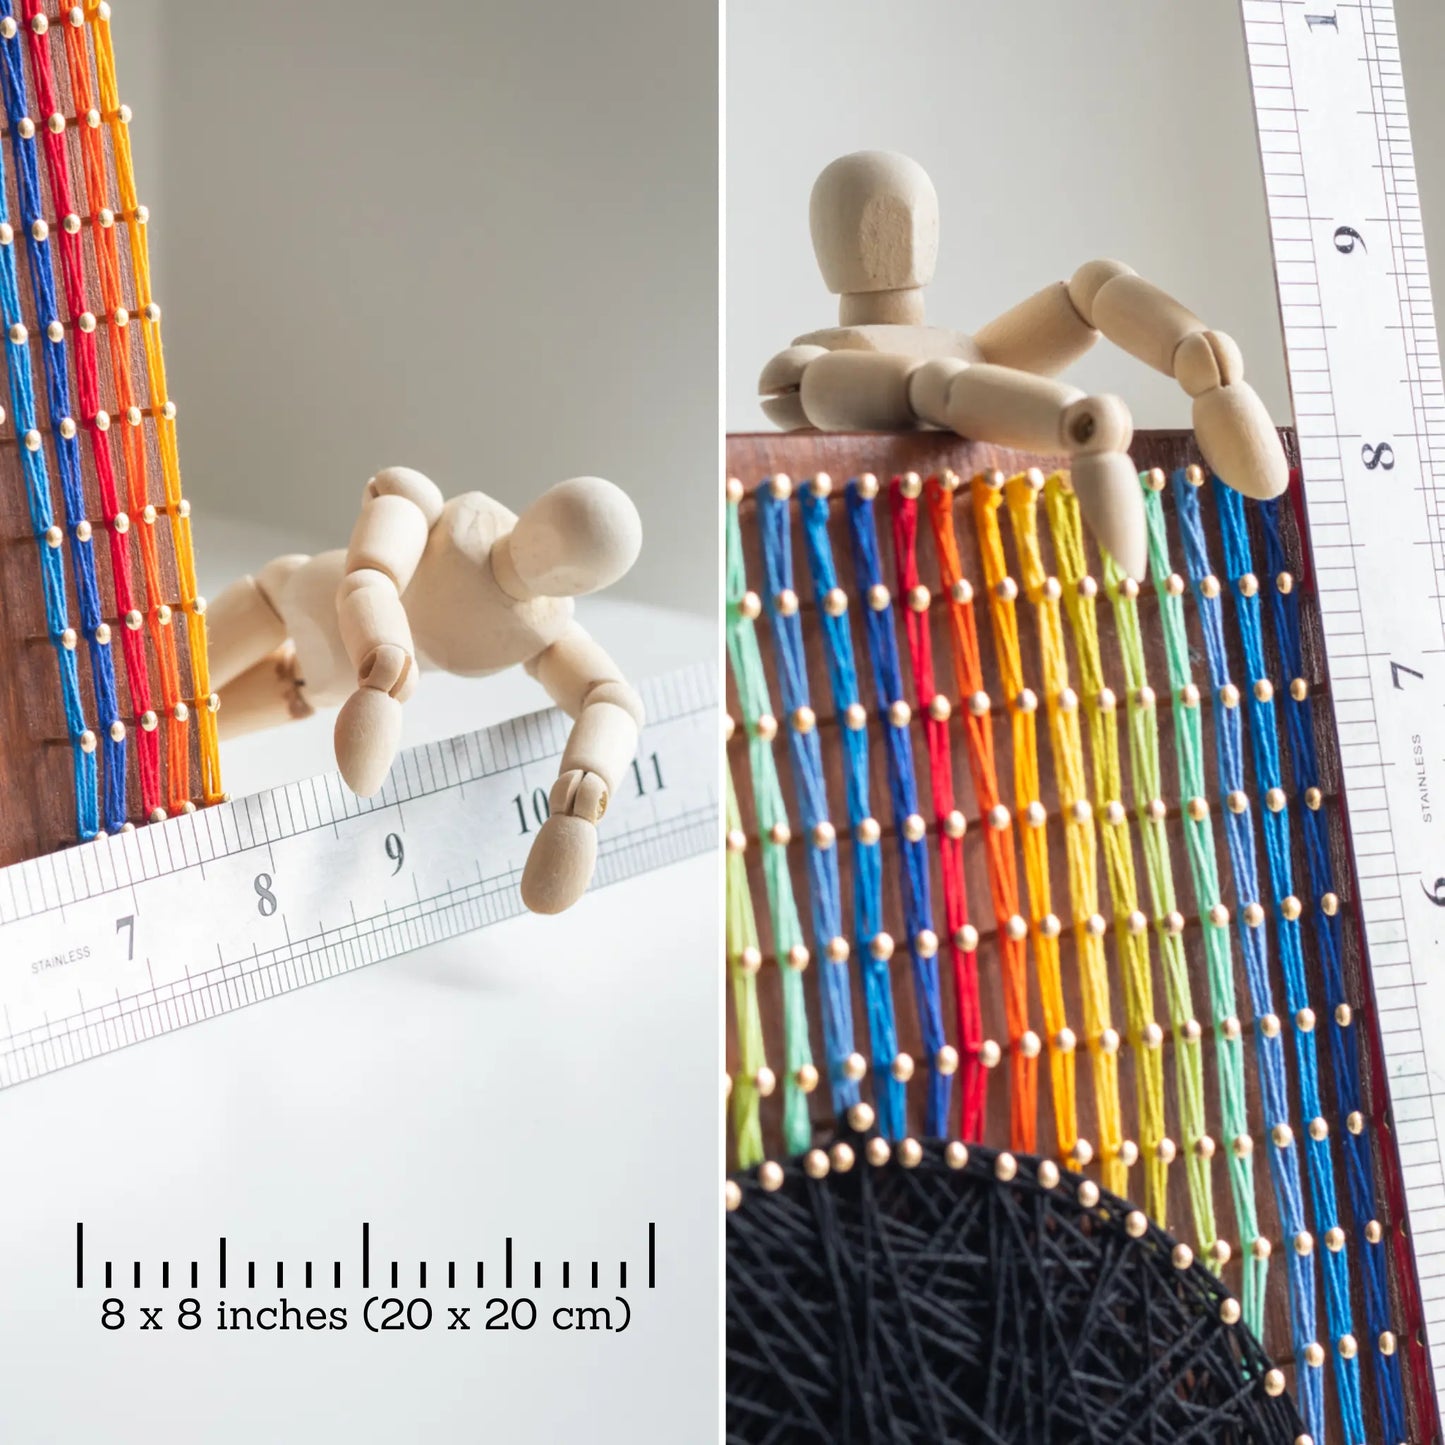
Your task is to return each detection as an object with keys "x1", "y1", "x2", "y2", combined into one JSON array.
[
  {"x1": 727, "y1": 467, "x2": 1305, "y2": 602},
  {"x1": 725, "y1": 1020, "x2": 1363, "y2": 1169},
  {"x1": 29, "y1": 594, "x2": 210, "y2": 651},
  {"x1": 0, "y1": 397, "x2": 176, "y2": 451}
]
